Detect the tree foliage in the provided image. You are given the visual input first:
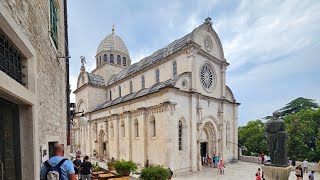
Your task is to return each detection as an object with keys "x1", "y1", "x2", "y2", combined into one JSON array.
[
  {"x1": 238, "y1": 120, "x2": 267, "y2": 156},
  {"x1": 285, "y1": 109, "x2": 320, "y2": 161},
  {"x1": 240, "y1": 97, "x2": 320, "y2": 162}
]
